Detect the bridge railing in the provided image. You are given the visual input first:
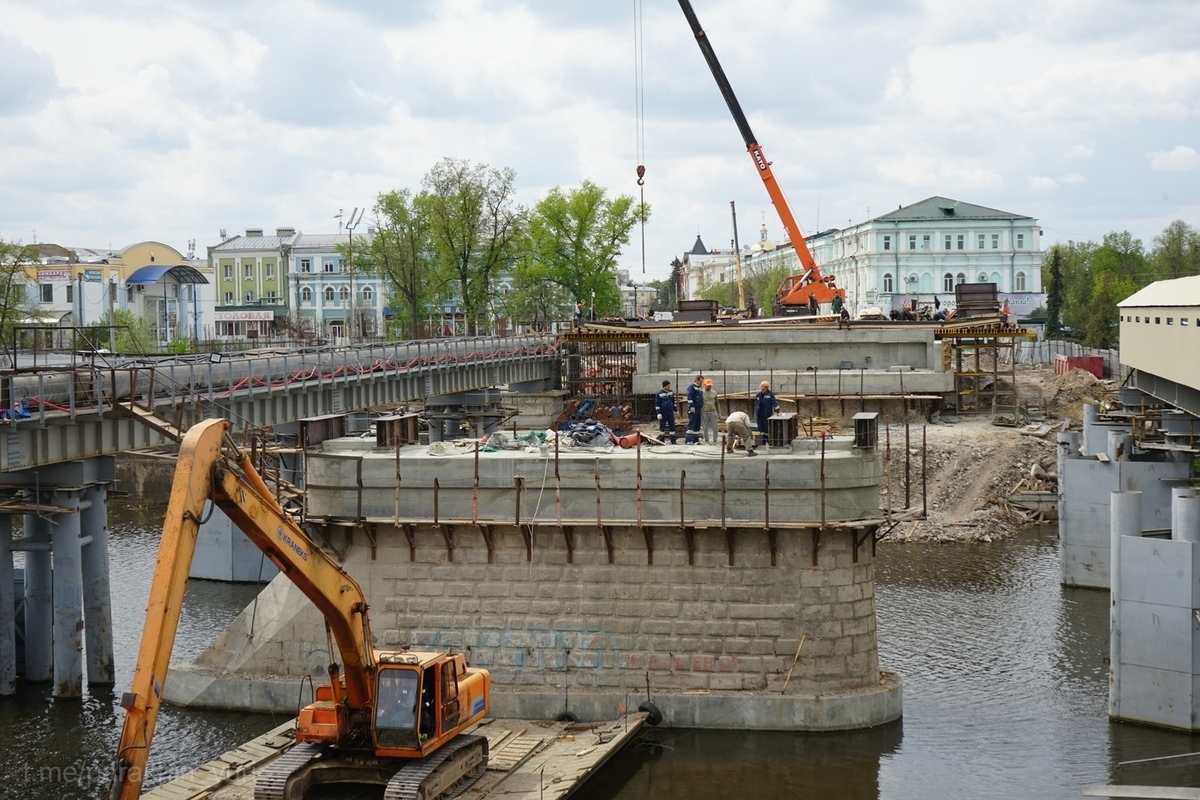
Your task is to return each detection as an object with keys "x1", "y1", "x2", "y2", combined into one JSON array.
[{"x1": 0, "y1": 335, "x2": 561, "y2": 427}]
